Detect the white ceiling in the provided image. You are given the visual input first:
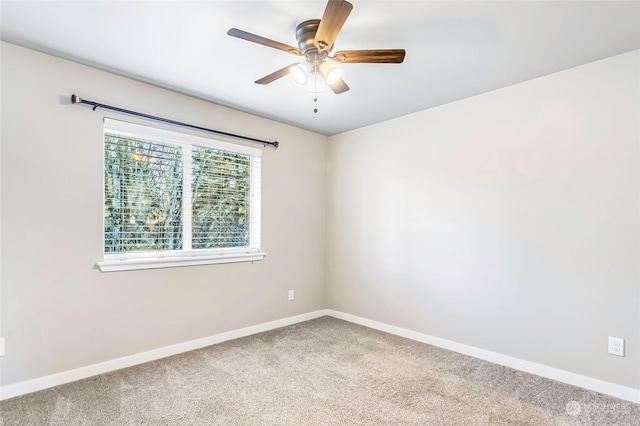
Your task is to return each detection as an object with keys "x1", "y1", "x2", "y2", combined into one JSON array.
[{"x1": 1, "y1": 1, "x2": 639, "y2": 136}]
